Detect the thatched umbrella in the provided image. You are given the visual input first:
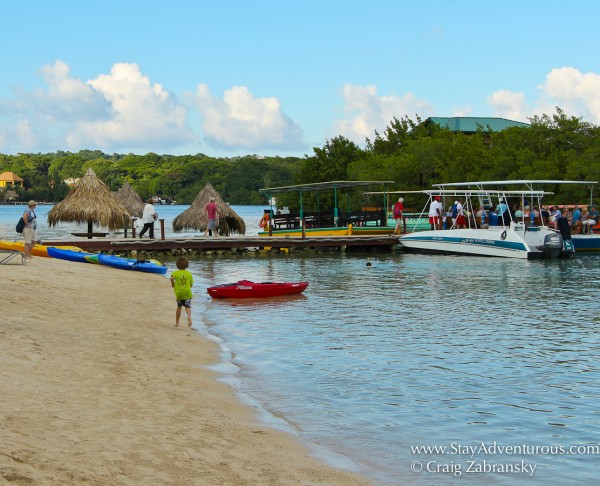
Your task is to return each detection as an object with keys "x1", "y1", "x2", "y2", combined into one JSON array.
[
  {"x1": 48, "y1": 167, "x2": 130, "y2": 233},
  {"x1": 172, "y1": 182, "x2": 246, "y2": 235},
  {"x1": 114, "y1": 180, "x2": 144, "y2": 218}
]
